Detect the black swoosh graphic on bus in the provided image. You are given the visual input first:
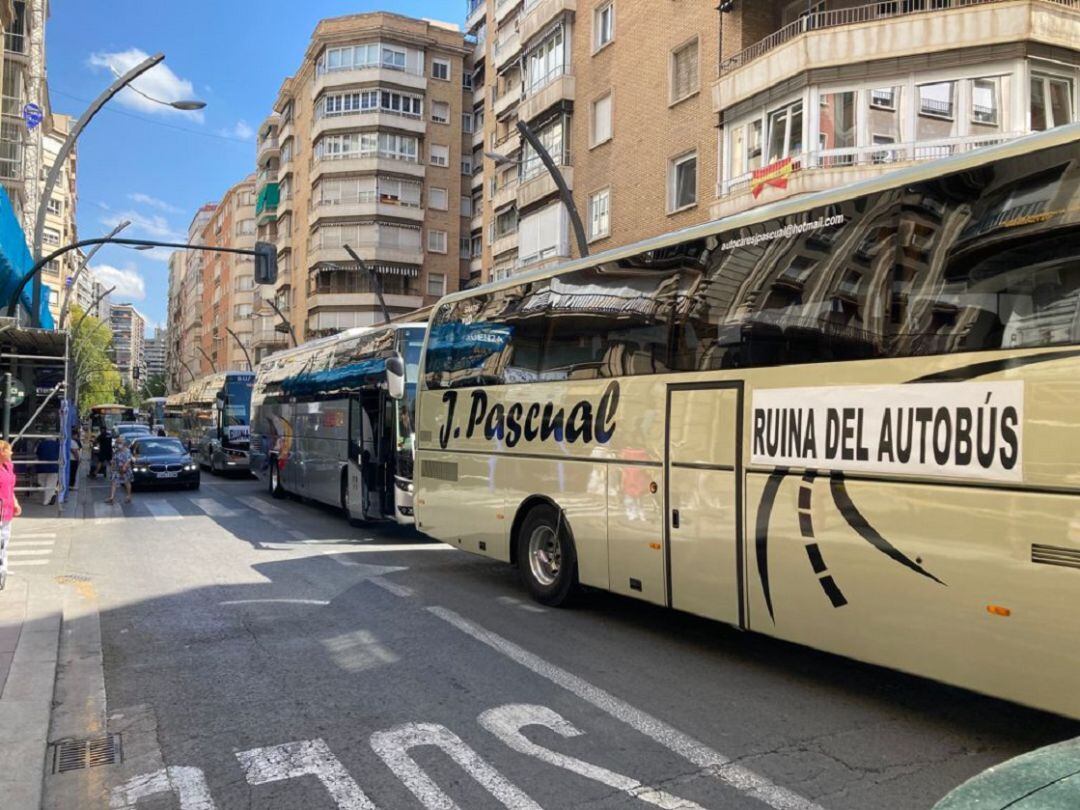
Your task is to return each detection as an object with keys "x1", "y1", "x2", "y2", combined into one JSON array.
[
  {"x1": 799, "y1": 471, "x2": 848, "y2": 609},
  {"x1": 829, "y1": 474, "x2": 946, "y2": 586},
  {"x1": 908, "y1": 348, "x2": 1080, "y2": 383},
  {"x1": 754, "y1": 468, "x2": 787, "y2": 623}
]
